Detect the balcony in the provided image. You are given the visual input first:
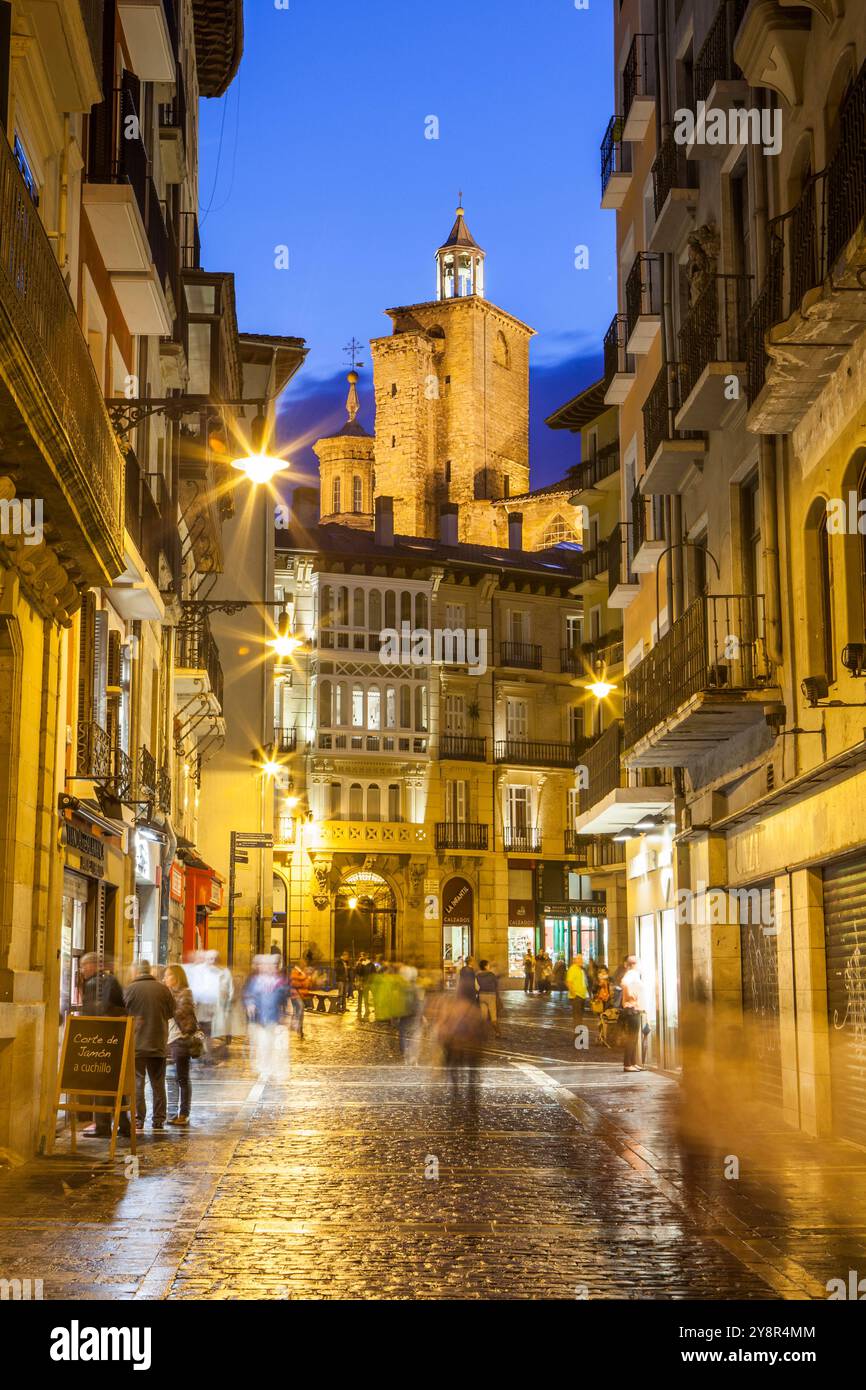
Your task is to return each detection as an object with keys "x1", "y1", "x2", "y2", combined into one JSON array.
[
  {"x1": 624, "y1": 254, "x2": 661, "y2": 355},
  {"x1": 603, "y1": 313, "x2": 636, "y2": 405},
  {"x1": 274, "y1": 727, "x2": 297, "y2": 754},
  {"x1": 159, "y1": 62, "x2": 187, "y2": 183},
  {"x1": 745, "y1": 62, "x2": 866, "y2": 433},
  {"x1": 495, "y1": 740, "x2": 584, "y2": 770},
  {"x1": 317, "y1": 731, "x2": 429, "y2": 756},
  {"x1": 607, "y1": 524, "x2": 640, "y2": 610},
  {"x1": 174, "y1": 608, "x2": 224, "y2": 711},
  {"x1": 623, "y1": 593, "x2": 780, "y2": 766},
  {"x1": 676, "y1": 274, "x2": 750, "y2": 432},
  {"x1": 83, "y1": 72, "x2": 172, "y2": 333},
  {"x1": 312, "y1": 821, "x2": 431, "y2": 853},
  {"x1": 567, "y1": 440, "x2": 620, "y2": 501},
  {"x1": 18, "y1": 0, "x2": 103, "y2": 111},
  {"x1": 157, "y1": 762, "x2": 171, "y2": 813},
  {"x1": 687, "y1": 0, "x2": 750, "y2": 160},
  {"x1": 563, "y1": 829, "x2": 626, "y2": 866},
  {"x1": 575, "y1": 721, "x2": 673, "y2": 834},
  {"x1": 117, "y1": 0, "x2": 176, "y2": 81},
  {"x1": 622, "y1": 33, "x2": 656, "y2": 142},
  {"x1": 0, "y1": 130, "x2": 124, "y2": 584},
  {"x1": 649, "y1": 127, "x2": 698, "y2": 253},
  {"x1": 641, "y1": 362, "x2": 707, "y2": 494},
  {"x1": 630, "y1": 485, "x2": 667, "y2": 574},
  {"x1": 503, "y1": 827, "x2": 542, "y2": 855},
  {"x1": 500, "y1": 641, "x2": 543, "y2": 670},
  {"x1": 600, "y1": 116, "x2": 633, "y2": 210},
  {"x1": 76, "y1": 723, "x2": 134, "y2": 801},
  {"x1": 572, "y1": 544, "x2": 609, "y2": 593},
  {"x1": 585, "y1": 628, "x2": 625, "y2": 671},
  {"x1": 138, "y1": 746, "x2": 157, "y2": 801},
  {"x1": 440, "y1": 734, "x2": 487, "y2": 762},
  {"x1": 436, "y1": 823, "x2": 489, "y2": 852}
]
